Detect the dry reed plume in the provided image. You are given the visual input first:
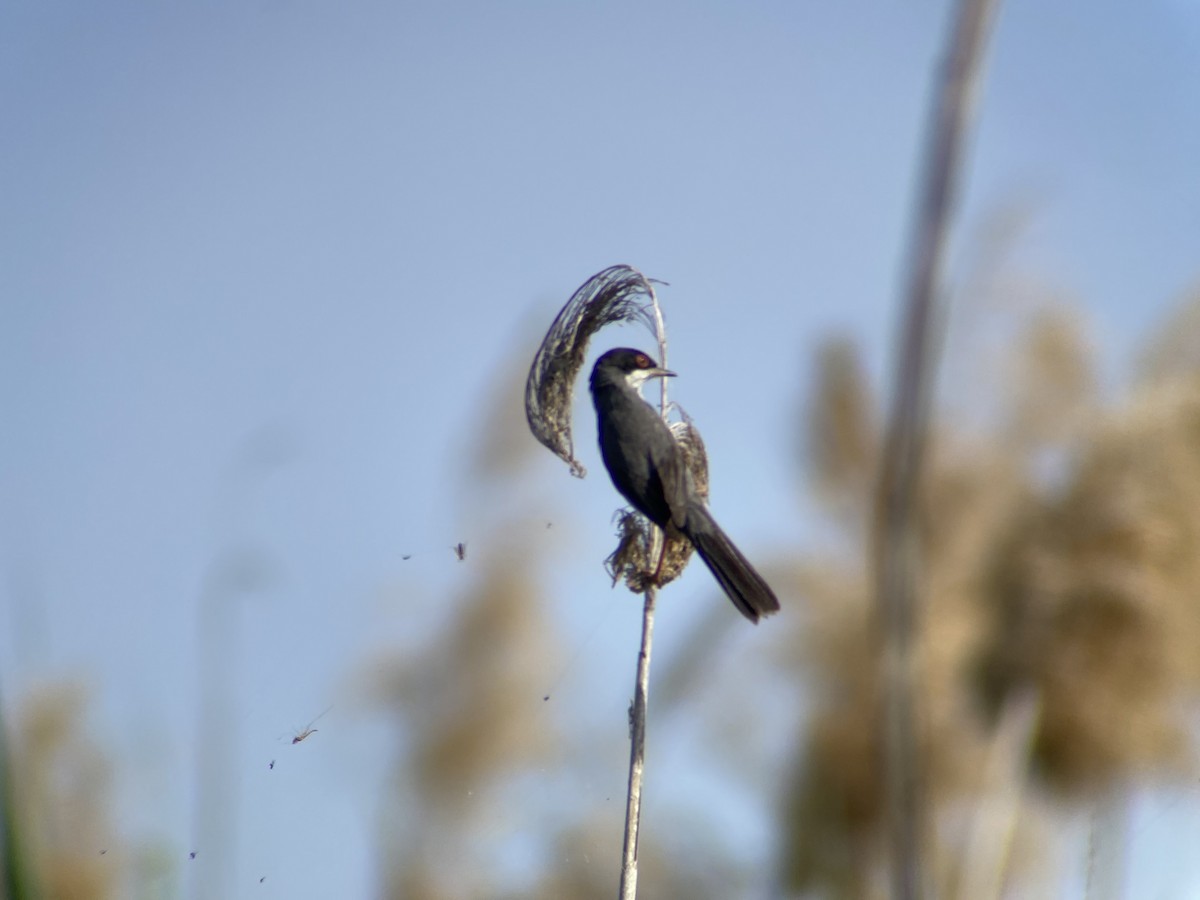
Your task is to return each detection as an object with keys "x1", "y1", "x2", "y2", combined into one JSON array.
[
  {"x1": 5, "y1": 681, "x2": 121, "y2": 900},
  {"x1": 369, "y1": 350, "x2": 563, "y2": 899},
  {"x1": 782, "y1": 288, "x2": 1200, "y2": 898}
]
